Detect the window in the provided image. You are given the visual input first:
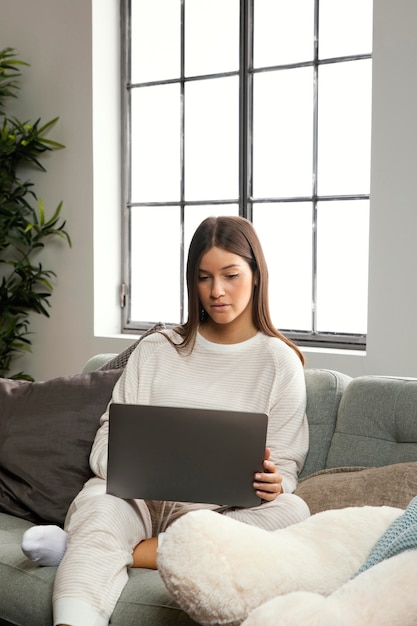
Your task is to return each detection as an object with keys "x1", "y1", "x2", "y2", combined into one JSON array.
[{"x1": 121, "y1": 0, "x2": 373, "y2": 349}]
